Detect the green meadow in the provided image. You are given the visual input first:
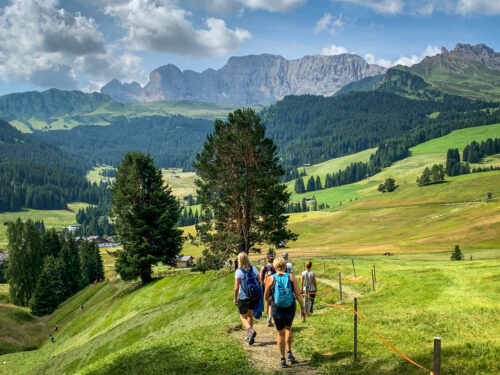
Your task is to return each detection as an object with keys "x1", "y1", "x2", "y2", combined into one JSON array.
[{"x1": 0, "y1": 251, "x2": 499, "y2": 374}]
